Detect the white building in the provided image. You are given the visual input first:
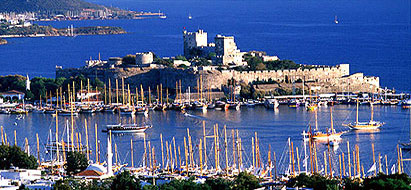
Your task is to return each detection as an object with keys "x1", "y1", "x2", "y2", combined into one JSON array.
[
  {"x1": 136, "y1": 52, "x2": 154, "y2": 65},
  {"x1": 0, "y1": 169, "x2": 41, "y2": 182},
  {"x1": 183, "y1": 29, "x2": 215, "y2": 58},
  {"x1": 214, "y1": 35, "x2": 246, "y2": 65}
]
